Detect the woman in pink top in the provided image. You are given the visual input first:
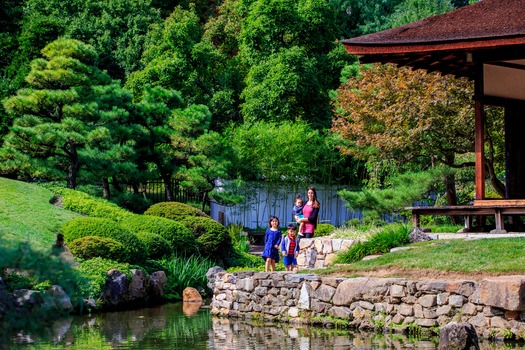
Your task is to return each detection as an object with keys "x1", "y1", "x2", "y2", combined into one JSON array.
[{"x1": 295, "y1": 186, "x2": 320, "y2": 239}]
